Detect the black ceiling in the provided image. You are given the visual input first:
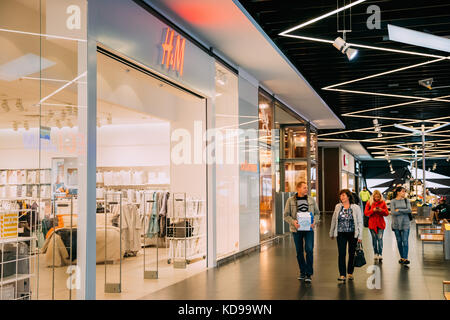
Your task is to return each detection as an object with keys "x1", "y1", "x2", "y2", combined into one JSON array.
[{"x1": 238, "y1": 0, "x2": 450, "y2": 158}]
